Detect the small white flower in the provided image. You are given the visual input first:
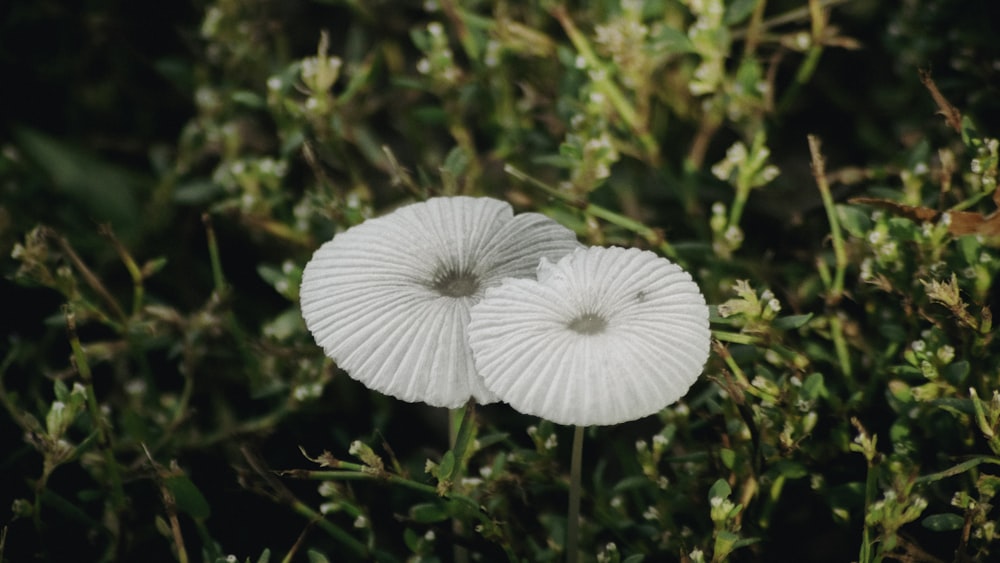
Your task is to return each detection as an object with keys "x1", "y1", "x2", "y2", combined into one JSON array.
[
  {"x1": 300, "y1": 197, "x2": 579, "y2": 407},
  {"x1": 643, "y1": 505, "x2": 660, "y2": 520},
  {"x1": 468, "y1": 246, "x2": 710, "y2": 425}
]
